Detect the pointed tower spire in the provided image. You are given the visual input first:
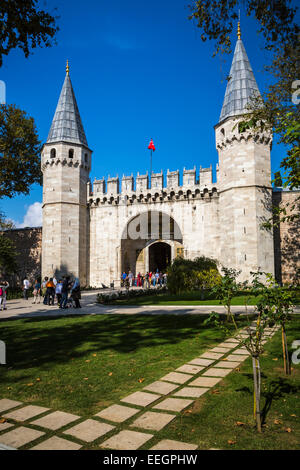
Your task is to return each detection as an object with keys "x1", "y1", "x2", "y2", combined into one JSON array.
[
  {"x1": 219, "y1": 24, "x2": 261, "y2": 123},
  {"x1": 47, "y1": 63, "x2": 88, "y2": 146}
]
